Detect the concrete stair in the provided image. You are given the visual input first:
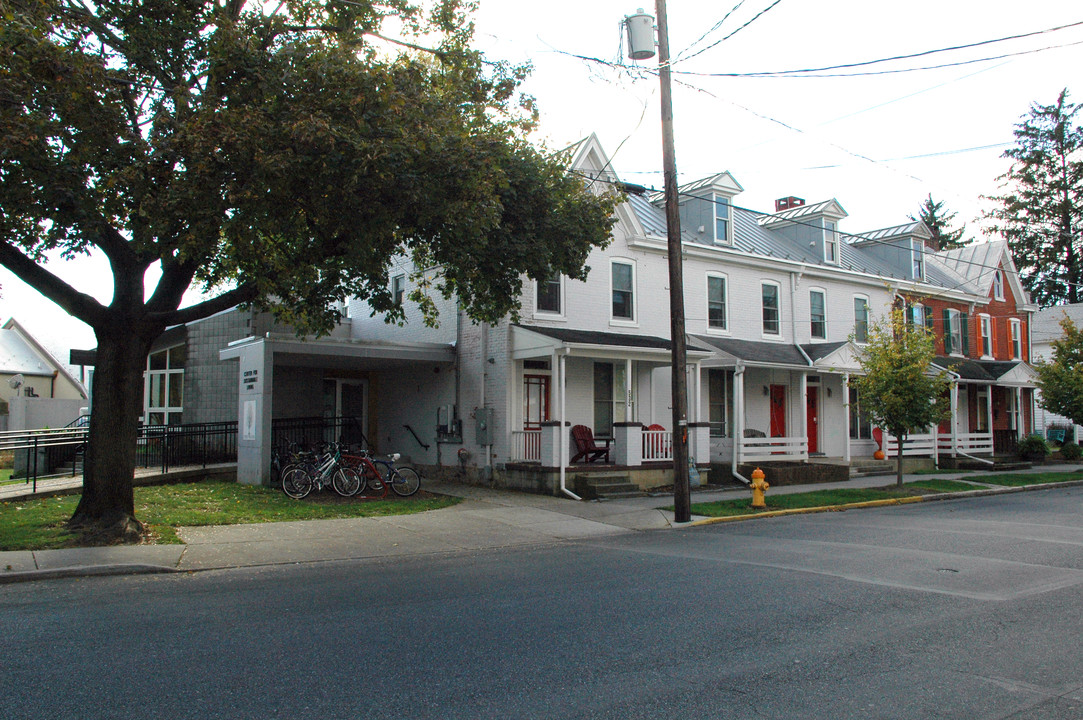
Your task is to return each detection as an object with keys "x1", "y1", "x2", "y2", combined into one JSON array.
[
  {"x1": 848, "y1": 459, "x2": 895, "y2": 478},
  {"x1": 573, "y1": 472, "x2": 646, "y2": 500}
]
